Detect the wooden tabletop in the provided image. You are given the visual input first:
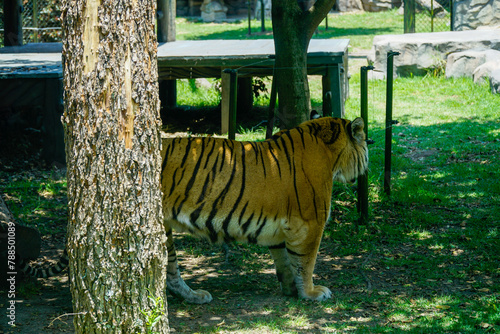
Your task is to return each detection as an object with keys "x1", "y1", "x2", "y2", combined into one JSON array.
[
  {"x1": 157, "y1": 39, "x2": 349, "y2": 67},
  {"x1": 0, "y1": 39, "x2": 349, "y2": 79}
]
